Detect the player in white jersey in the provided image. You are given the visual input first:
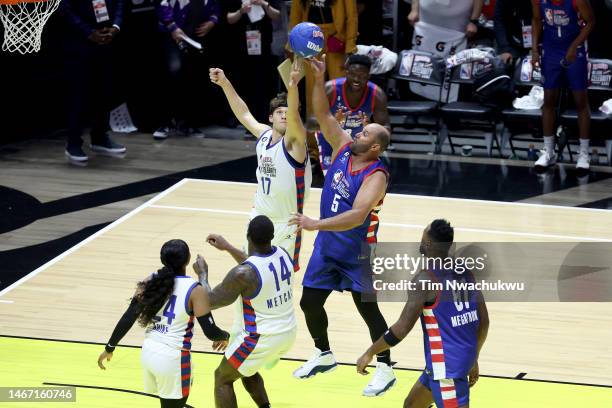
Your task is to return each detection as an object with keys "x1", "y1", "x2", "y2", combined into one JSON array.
[
  {"x1": 196, "y1": 215, "x2": 297, "y2": 408},
  {"x1": 210, "y1": 63, "x2": 312, "y2": 271},
  {"x1": 97, "y1": 240, "x2": 230, "y2": 408}
]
